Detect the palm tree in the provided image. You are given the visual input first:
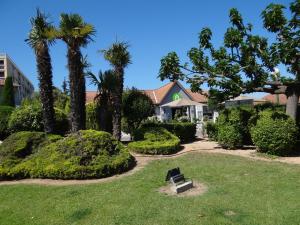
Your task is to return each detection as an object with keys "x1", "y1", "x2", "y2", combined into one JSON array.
[
  {"x1": 102, "y1": 42, "x2": 131, "y2": 140},
  {"x1": 26, "y1": 9, "x2": 55, "y2": 133},
  {"x1": 56, "y1": 14, "x2": 95, "y2": 132},
  {"x1": 87, "y1": 70, "x2": 119, "y2": 132}
]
